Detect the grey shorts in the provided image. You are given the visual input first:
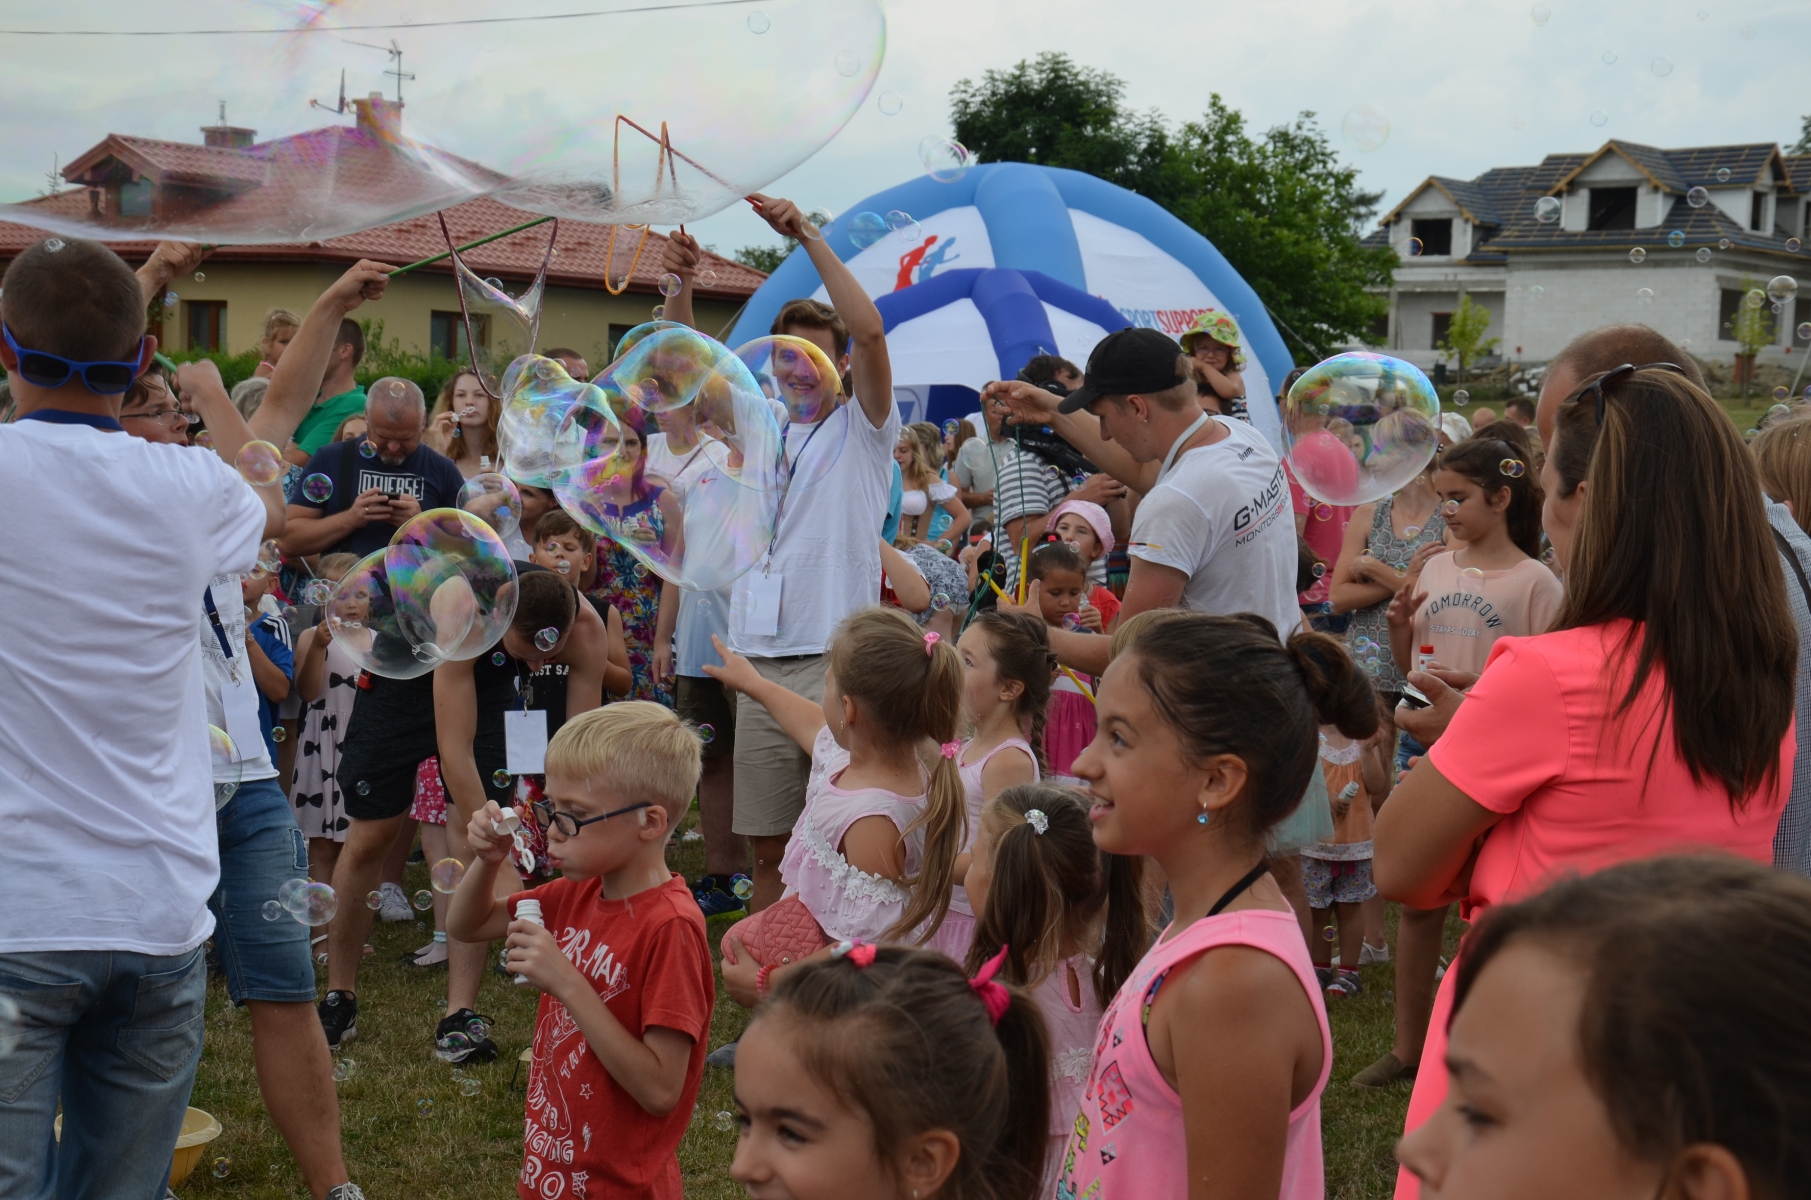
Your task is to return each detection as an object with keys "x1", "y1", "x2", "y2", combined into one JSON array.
[{"x1": 732, "y1": 653, "x2": 827, "y2": 838}]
